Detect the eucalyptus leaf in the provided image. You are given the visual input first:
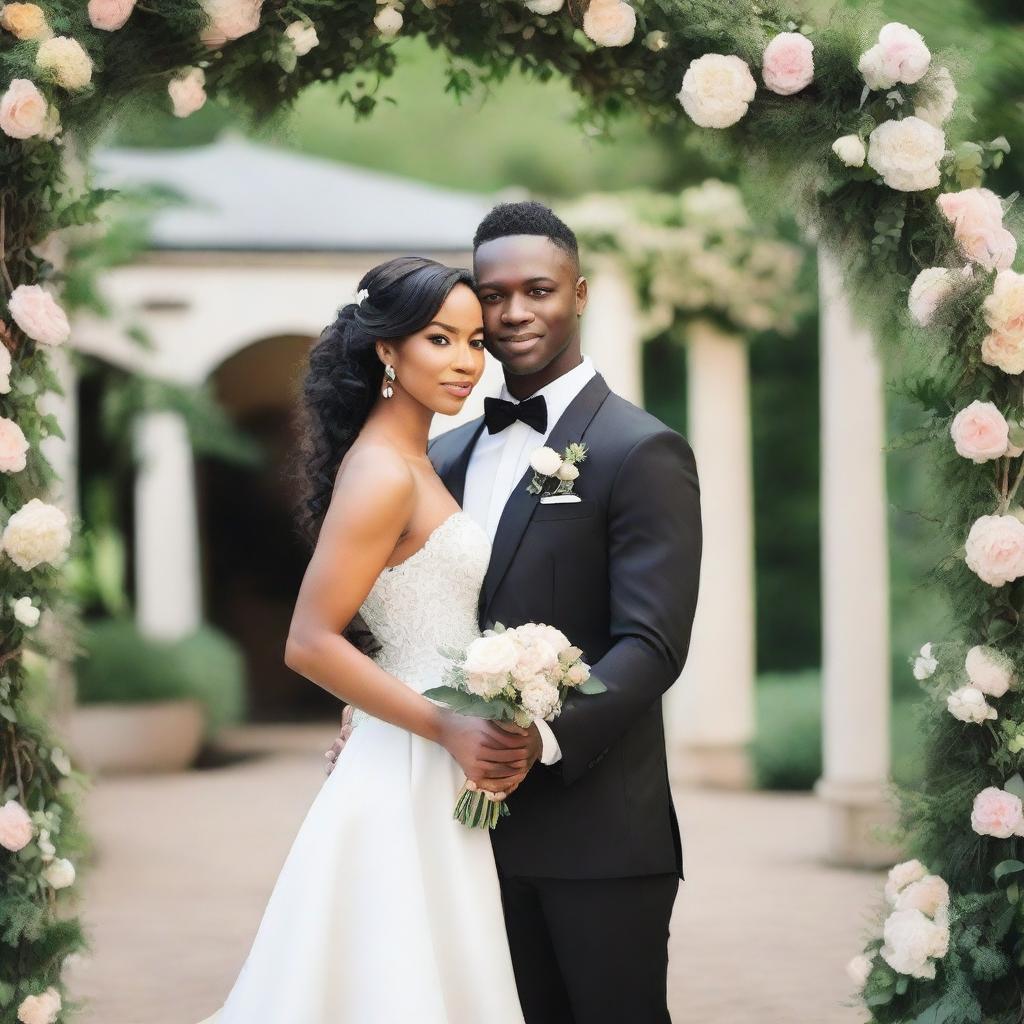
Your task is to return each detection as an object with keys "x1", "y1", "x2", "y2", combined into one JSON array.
[
  {"x1": 1004, "y1": 772, "x2": 1024, "y2": 801},
  {"x1": 576, "y1": 676, "x2": 608, "y2": 694}
]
